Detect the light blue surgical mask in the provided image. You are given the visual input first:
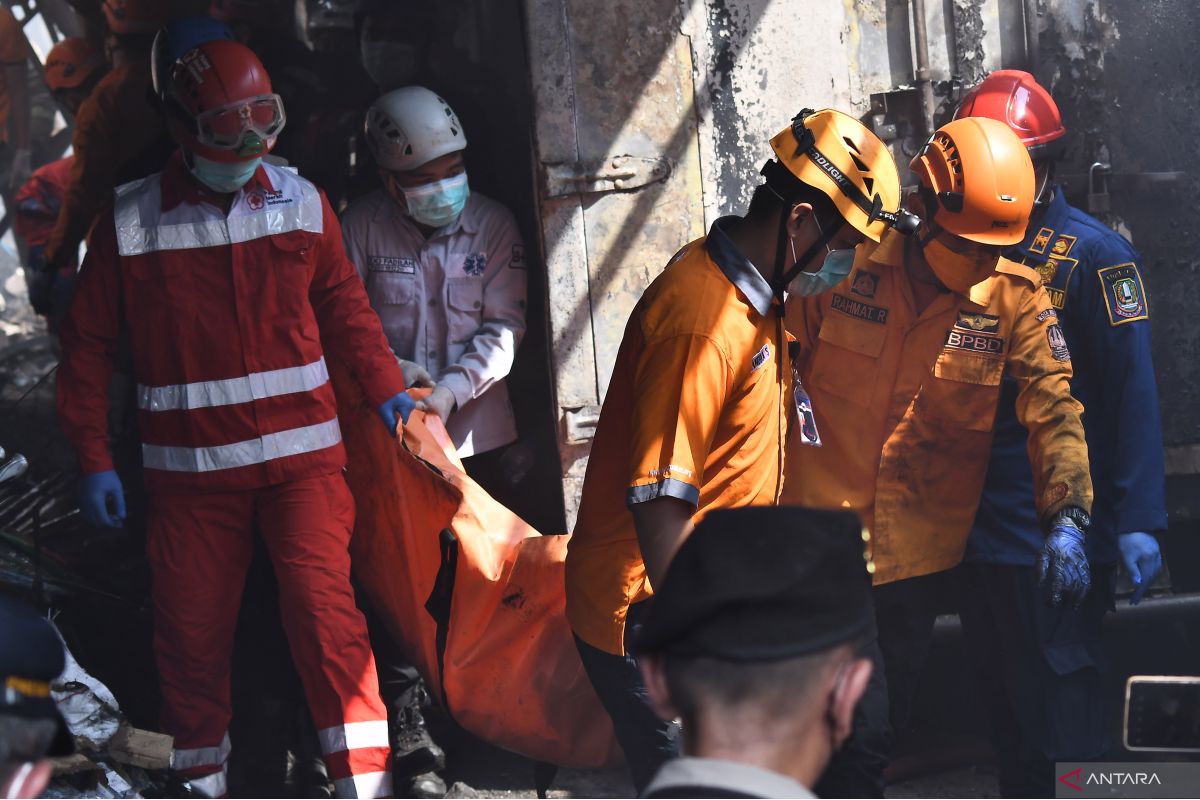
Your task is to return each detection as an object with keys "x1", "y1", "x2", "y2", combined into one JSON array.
[
  {"x1": 402, "y1": 173, "x2": 470, "y2": 229},
  {"x1": 188, "y1": 153, "x2": 262, "y2": 194},
  {"x1": 787, "y1": 247, "x2": 856, "y2": 296}
]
